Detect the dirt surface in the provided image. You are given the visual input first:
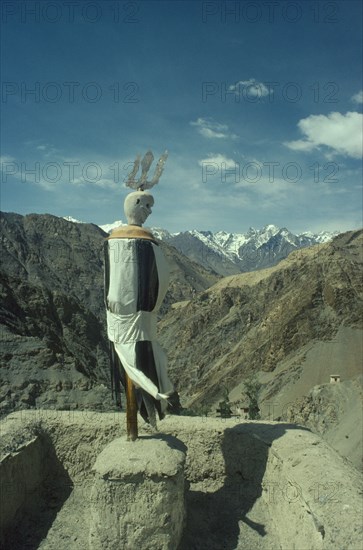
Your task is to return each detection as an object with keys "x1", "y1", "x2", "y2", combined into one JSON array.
[
  {"x1": 1, "y1": 411, "x2": 362, "y2": 550},
  {"x1": 230, "y1": 325, "x2": 363, "y2": 470}
]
